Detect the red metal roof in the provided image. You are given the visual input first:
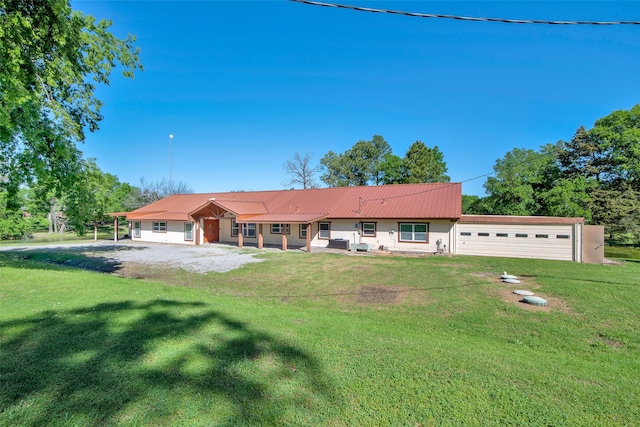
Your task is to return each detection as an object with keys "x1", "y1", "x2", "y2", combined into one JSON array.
[
  {"x1": 238, "y1": 212, "x2": 329, "y2": 224},
  {"x1": 211, "y1": 200, "x2": 269, "y2": 215},
  {"x1": 124, "y1": 183, "x2": 462, "y2": 222}
]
